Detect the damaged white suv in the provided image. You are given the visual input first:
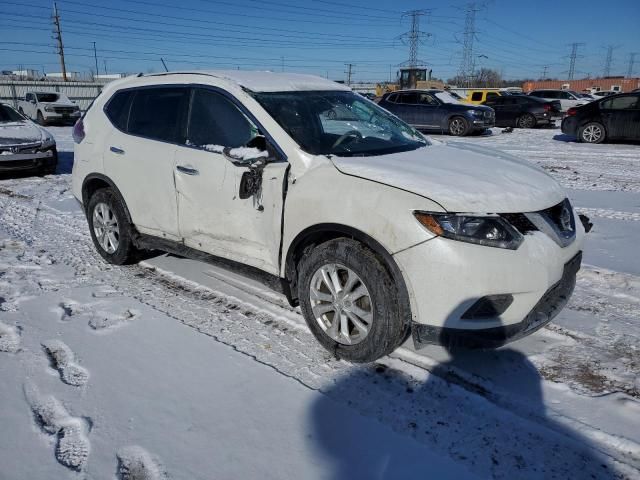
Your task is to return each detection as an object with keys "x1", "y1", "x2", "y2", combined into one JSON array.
[{"x1": 72, "y1": 71, "x2": 585, "y2": 362}]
